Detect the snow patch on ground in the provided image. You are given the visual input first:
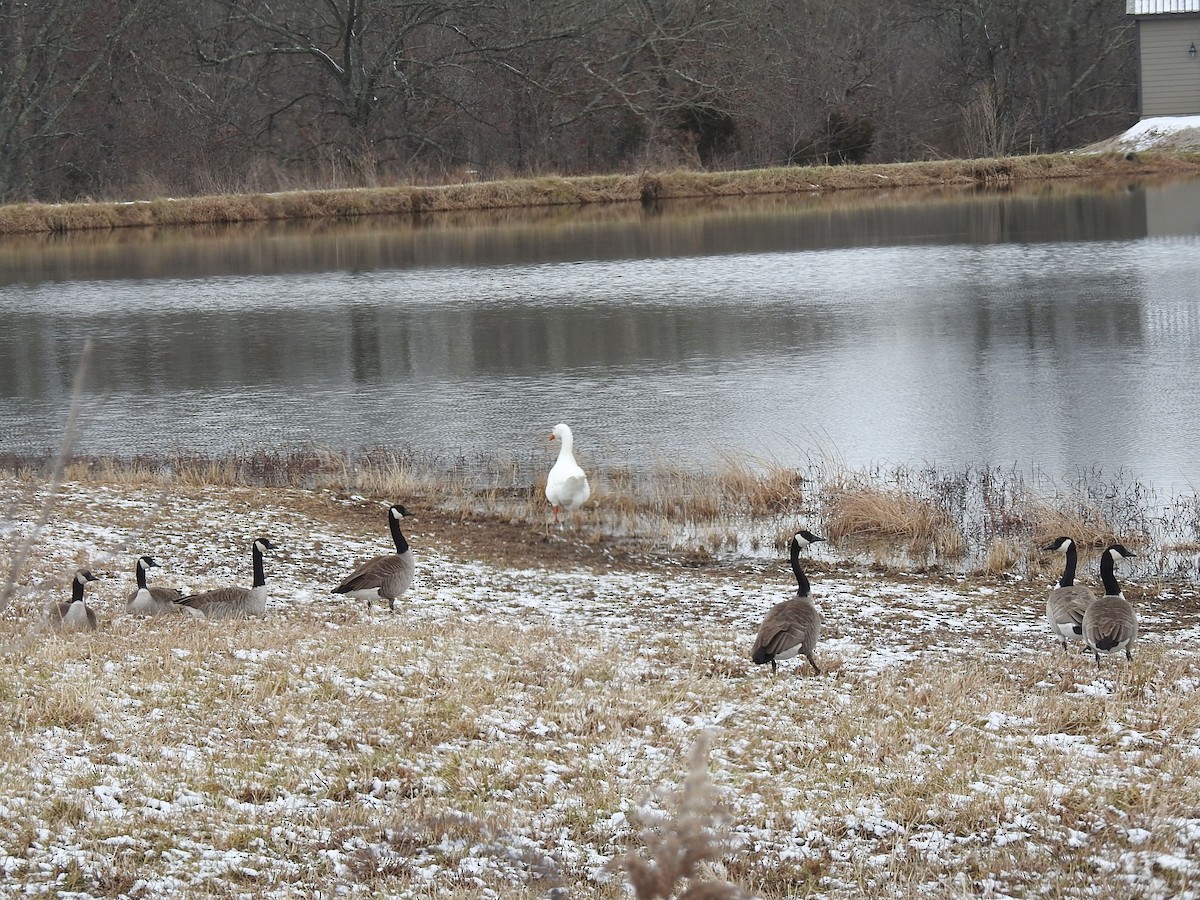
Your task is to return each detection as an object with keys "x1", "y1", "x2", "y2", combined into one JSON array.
[{"x1": 1088, "y1": 114, "x2": 1200, "y2": 152}]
